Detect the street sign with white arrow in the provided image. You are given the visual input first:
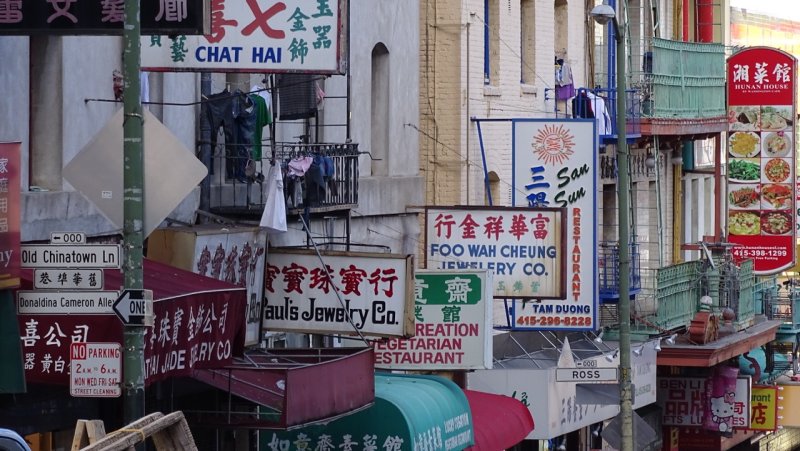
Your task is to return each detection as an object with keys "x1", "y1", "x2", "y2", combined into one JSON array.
[{"x1": 112, "y1": 289, "x2": 152, "y2": 325}]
